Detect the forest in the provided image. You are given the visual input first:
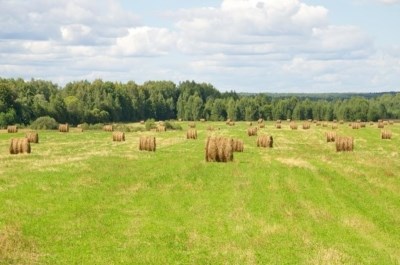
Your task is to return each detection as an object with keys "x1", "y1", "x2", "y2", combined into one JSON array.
[{"x1": 1, "y1": 77, "x2": 400, "y2": 127}]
